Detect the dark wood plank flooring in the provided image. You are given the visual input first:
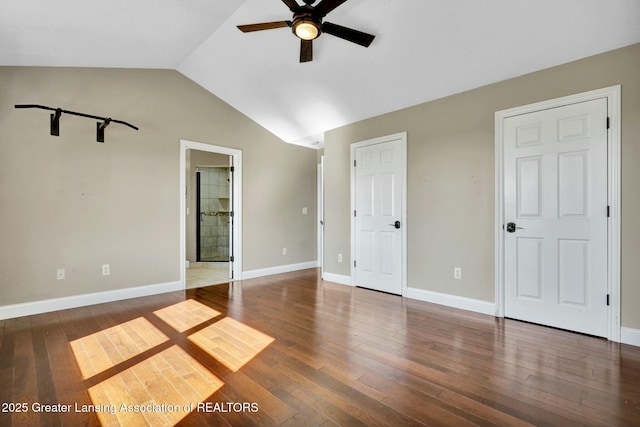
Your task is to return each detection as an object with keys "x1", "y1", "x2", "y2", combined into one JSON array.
[{"x1": 1, "y1": 268, "x2": 639, "y2": 426}]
